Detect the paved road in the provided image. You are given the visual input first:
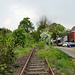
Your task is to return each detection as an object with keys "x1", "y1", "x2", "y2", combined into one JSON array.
[{"x1": 54, "y1": 47, "x2": 75, "y2": 58}]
